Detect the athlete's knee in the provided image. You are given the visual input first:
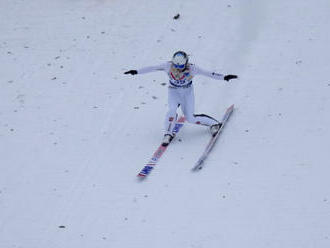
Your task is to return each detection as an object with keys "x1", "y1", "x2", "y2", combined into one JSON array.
[{"x1": 166, "y1": 111, "x2": 177, "y2": 122}]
